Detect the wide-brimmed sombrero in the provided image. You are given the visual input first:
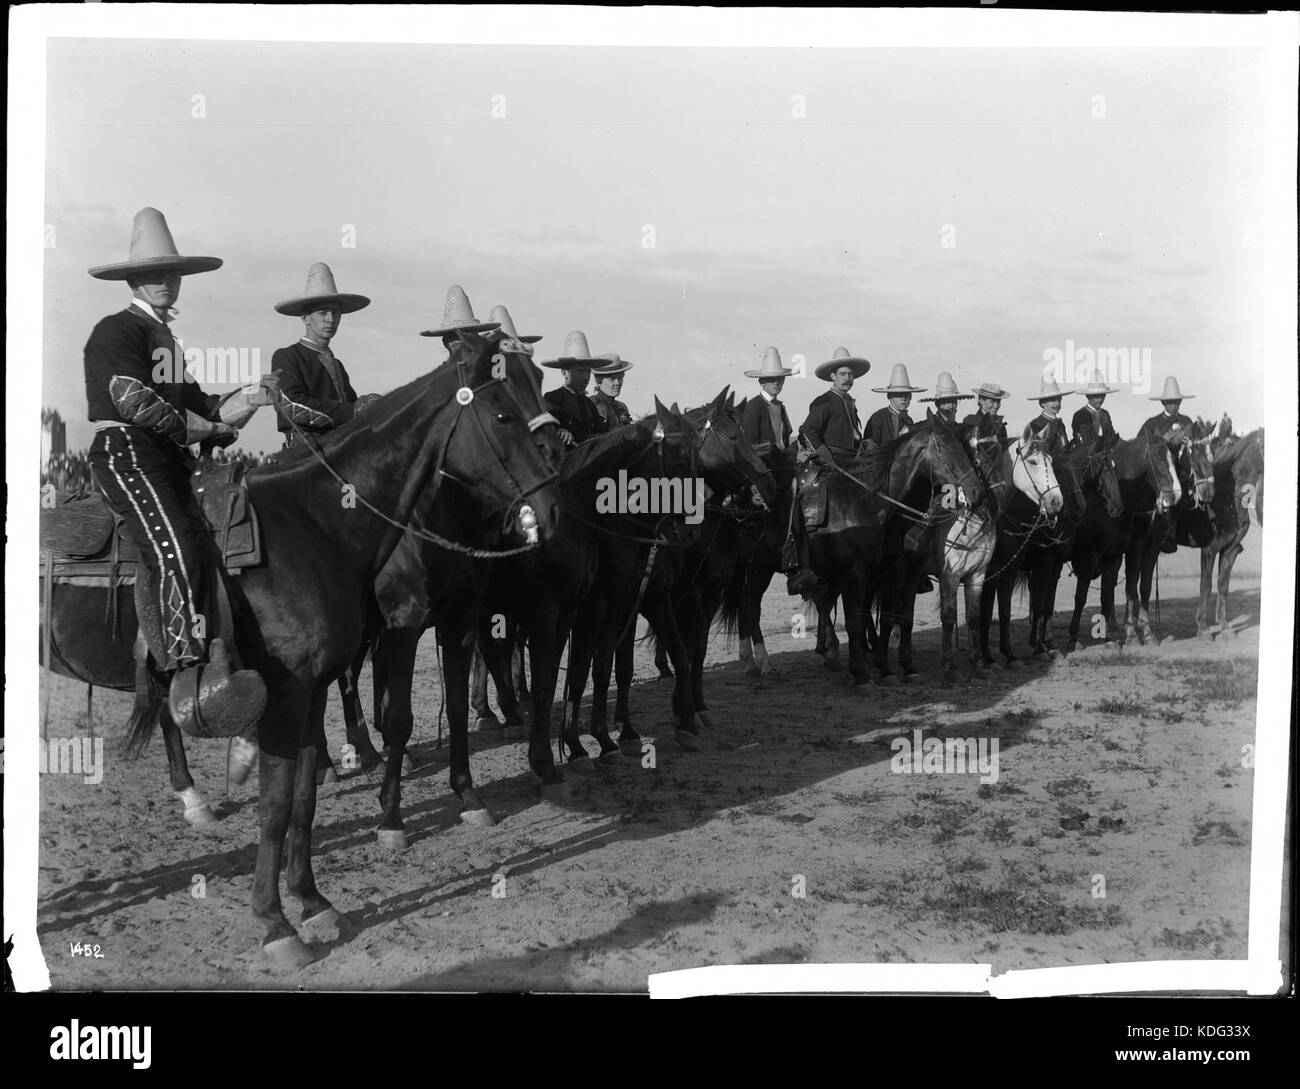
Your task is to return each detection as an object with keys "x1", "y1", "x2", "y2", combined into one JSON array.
[
  {"x1": 814, "y1": 346, "x2": 871, "y2": 381},
  {"x1": 973, "y1": 381, "x2": 1010, "y2": 401},
  {"x1": 420, "y1": 285, "x2": 500, "y2": 338},
  {"x1": 1149, "y1": 376, "x2": 1194, "y2": 401},
  {"x1": 275, "y1": 262, "x2": 370, "y2": 316},
  {"x1": 88, "y1": 207, "x2": 222, "y2": 281},
  {"x1": 744, "y1": 346, "x2": 795, "y2": 380},
  {"x1": 593, "y1": 352, "x2": 633, "y2": 376},
  {"x1": 540, "y1": 330, "x2": 601, "y2": 370},
  {"x1": 1028, "y1": 377, "x2": 1075, "y2": 401},
  {"x1": 872, "y1": 363, "x2": 925, "y2": 393},
  {"x1": 488, "y1": 305, "x2": 542, "y2": 344},
  {"x1": 1078, "y1": 379, "x2": 1120, "y2": 396},
  {"x1": 919, "y1": 372, "x2": 973, "y2": 402}
]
